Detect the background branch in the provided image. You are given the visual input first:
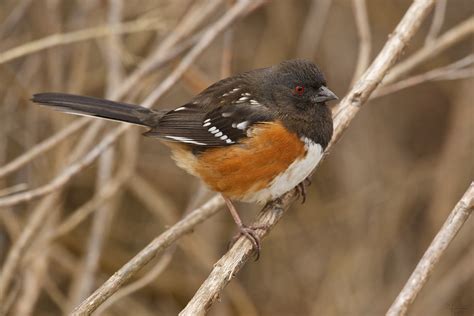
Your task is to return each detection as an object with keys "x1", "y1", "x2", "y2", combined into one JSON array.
[
  {"x1": 386, "y1": 182, "x2": 474, "y2": 316},
  {"x1": 351, "y1": 0, "x2": 372, "y2": 84},
  {"x1": 71, "y1": 195, "x2": 224, "y2": 315}
]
